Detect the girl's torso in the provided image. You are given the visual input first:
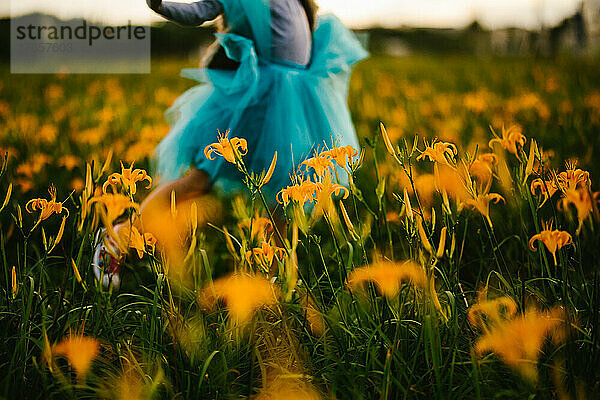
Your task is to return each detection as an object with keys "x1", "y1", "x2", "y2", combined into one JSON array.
[
  {"x1": 269, "y1": 0, "x2": 312, "y2": 65},
  {"x1": 159, "y1": 0, "x2": 312, "y2": 65}
]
